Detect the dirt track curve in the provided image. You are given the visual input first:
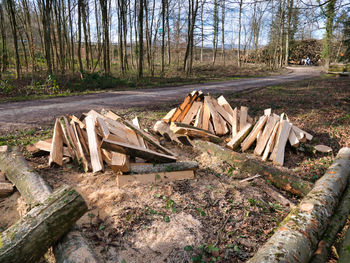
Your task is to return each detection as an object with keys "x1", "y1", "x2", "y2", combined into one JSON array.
[{"x1": 0, "y1": 66, "x2": 322, "y2": 132}]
